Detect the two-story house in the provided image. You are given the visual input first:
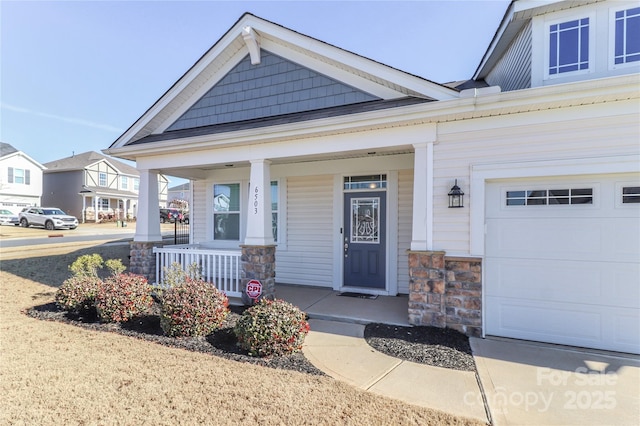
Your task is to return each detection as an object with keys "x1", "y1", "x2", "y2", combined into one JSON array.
[
  {"x1": 0, "y1": 142, "x2": 46, "y2": 214},
  {"x1": 105, "y1": 1, "x2": 639, "y2": 354},
  {"x1": 42, "y1": 151, "x2": 168, "y2": 223},
  {"x1": 167, "y1": 182, "x2": 190, "y2": 211}
]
